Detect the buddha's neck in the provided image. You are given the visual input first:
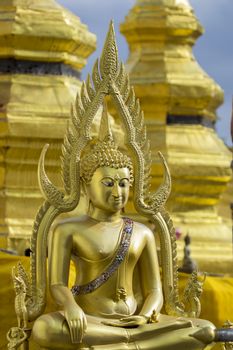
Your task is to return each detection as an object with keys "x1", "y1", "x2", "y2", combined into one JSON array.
[{"x1": 88, "y1": 207, "x2": 122, "y2": 223}]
